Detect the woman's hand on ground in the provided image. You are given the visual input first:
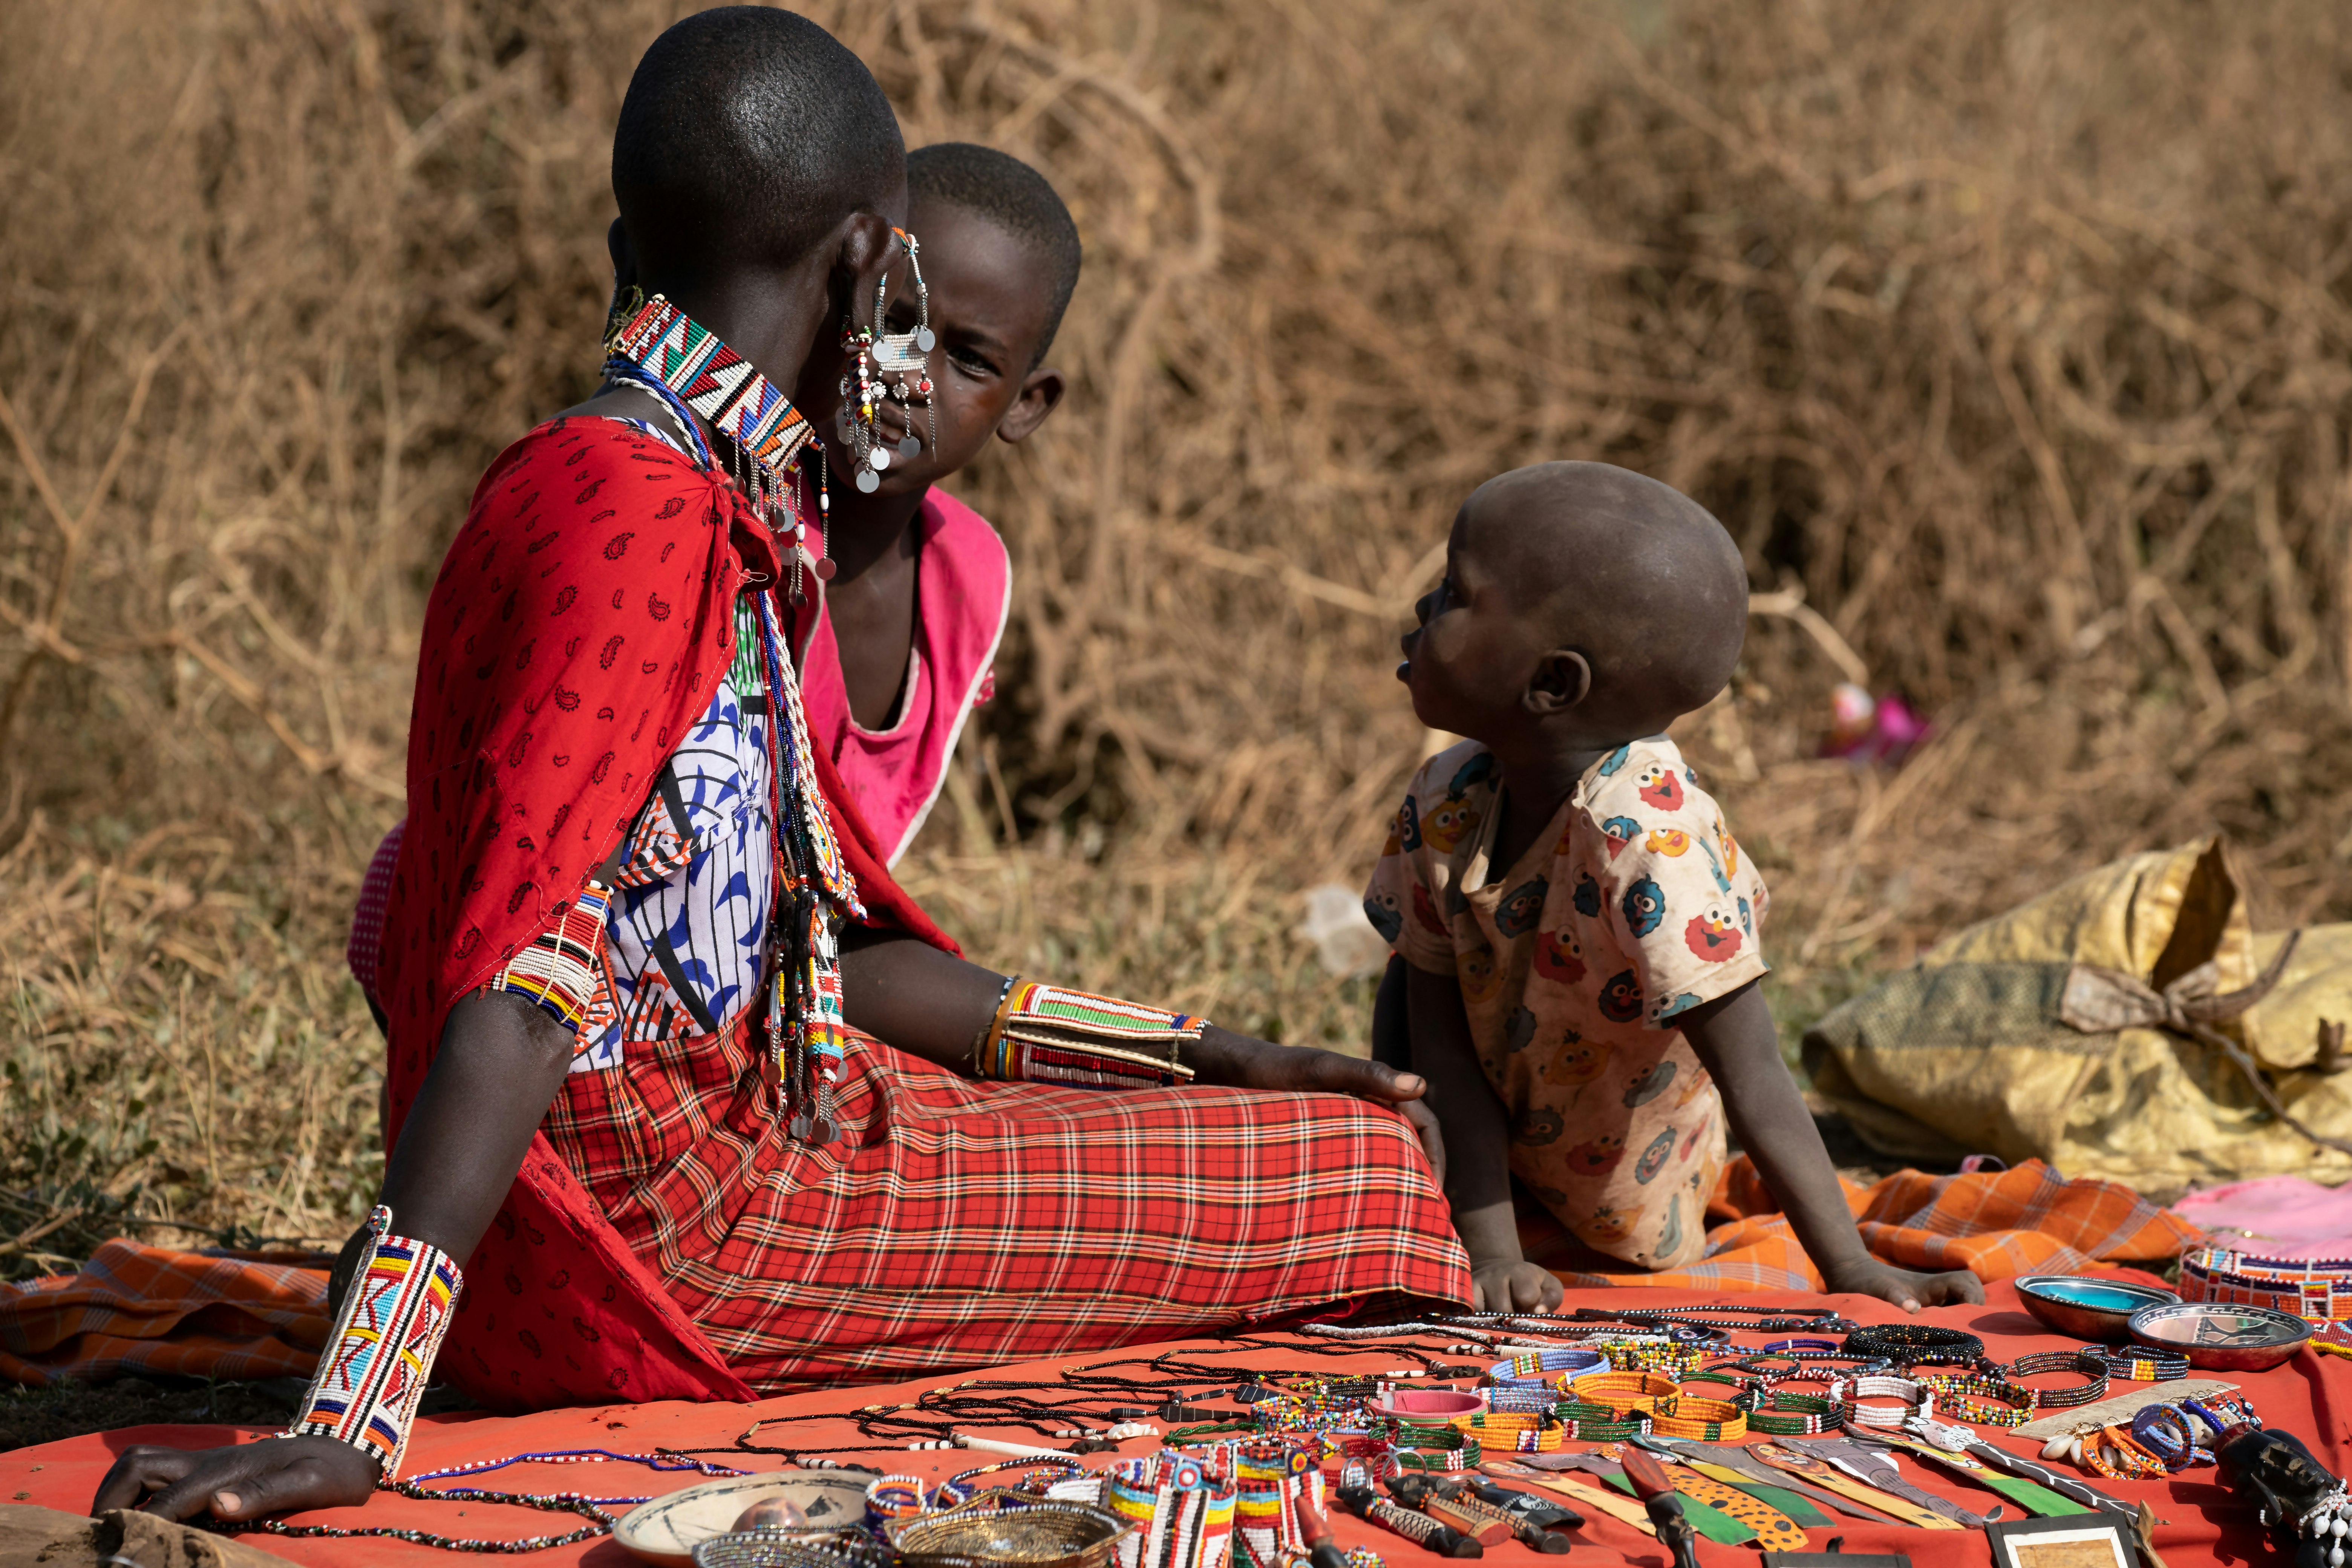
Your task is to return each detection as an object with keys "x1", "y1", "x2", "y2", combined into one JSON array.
[
  {"x1": 1821, "y1": 1257, "x2": 1984, "y2": 1312},
  {"x1": 91, "y1": 1435, "x2": 376, "y2": 1523},
  {"x1": 1191, "y1": 1028, "x2": 1447, "y2": 1183},
  {"x1": 1471, "y1": 1259, "x2": 1563, "y2": 1312}
]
